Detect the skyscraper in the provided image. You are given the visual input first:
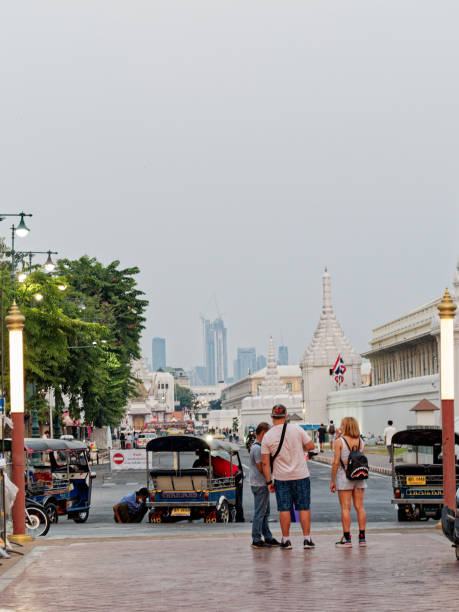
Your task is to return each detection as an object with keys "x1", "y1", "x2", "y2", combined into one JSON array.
[
  {"x1": 256, "y1": 354, "x2": 267, "y2": 371},
  {"x1": 234, "y1": 347, "x2": 256, "y2": 380},
  {"x1": 152, "y1": 337, "x2": 166, "y2": 371},
  {"x1": 278, "y1": 345, "x2": 289, "y2": 366},
  {"x1": 203, "y1": 318, "x2": 228, "y2": 384}
]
